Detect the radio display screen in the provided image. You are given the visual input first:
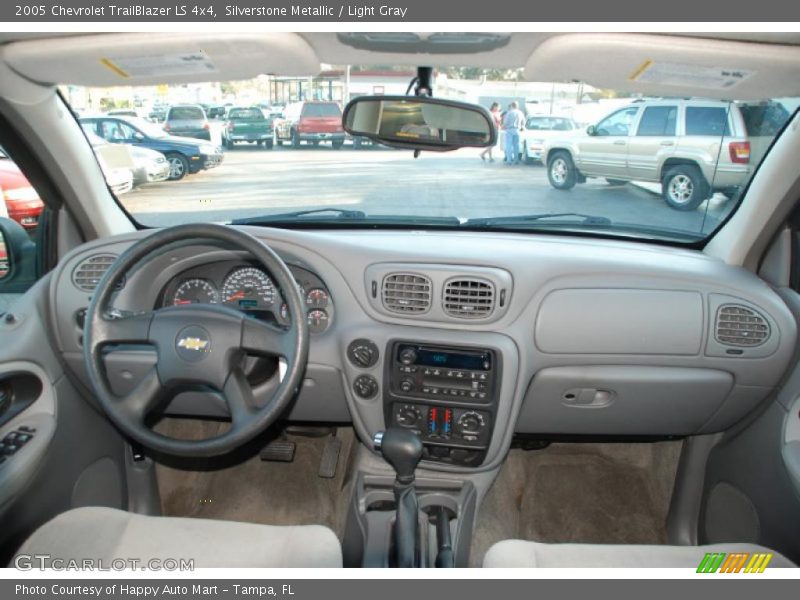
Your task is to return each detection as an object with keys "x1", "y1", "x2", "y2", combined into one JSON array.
[{"x1": 415, "y1": 348, "x2": 490, "y2": 371}]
